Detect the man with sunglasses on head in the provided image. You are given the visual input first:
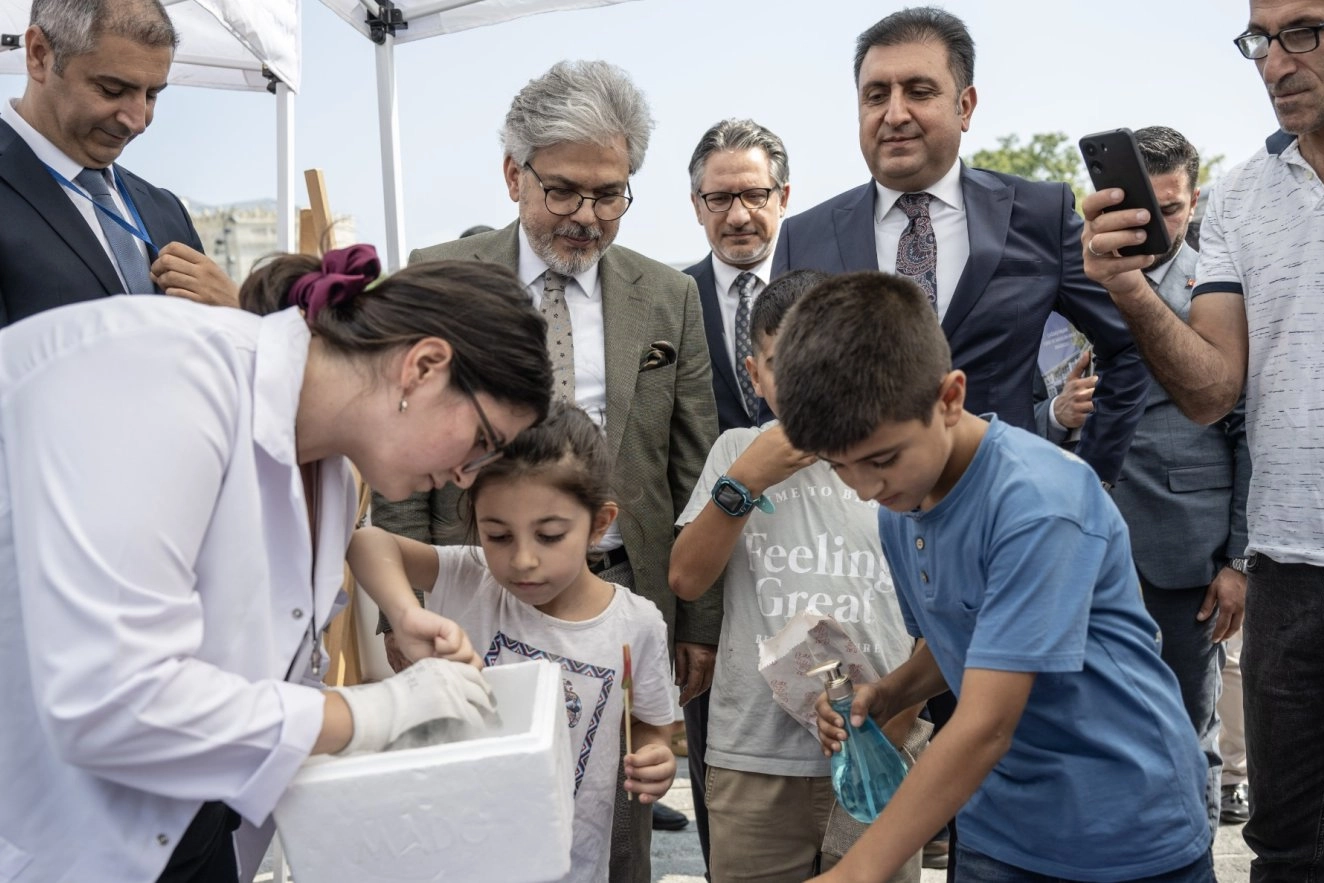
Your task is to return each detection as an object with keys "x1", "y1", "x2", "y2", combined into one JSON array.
[
  {"x1": 373, "y1": 59, "x2": 720, "y2": 883},
  {"x1": 1083, "y1": 4, "x2": 1324, "y2": 879}
]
